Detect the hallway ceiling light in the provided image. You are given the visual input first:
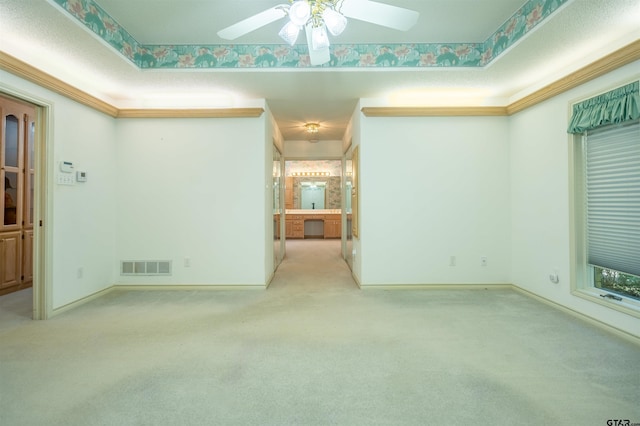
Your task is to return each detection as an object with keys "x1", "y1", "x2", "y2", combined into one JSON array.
[
  {"x1": 217, "y1": 0, "x2": 419, "y2": 66},
  {"x1": 305, "y1": 122, "x2": 320, "y2": 134}
]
